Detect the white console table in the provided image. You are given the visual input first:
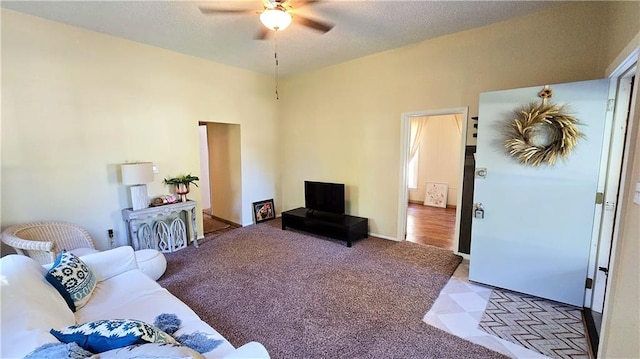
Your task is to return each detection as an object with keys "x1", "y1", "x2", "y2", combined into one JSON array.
[{"x1": 122, "y1": 200, "x2": 198, "y2": 252}]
